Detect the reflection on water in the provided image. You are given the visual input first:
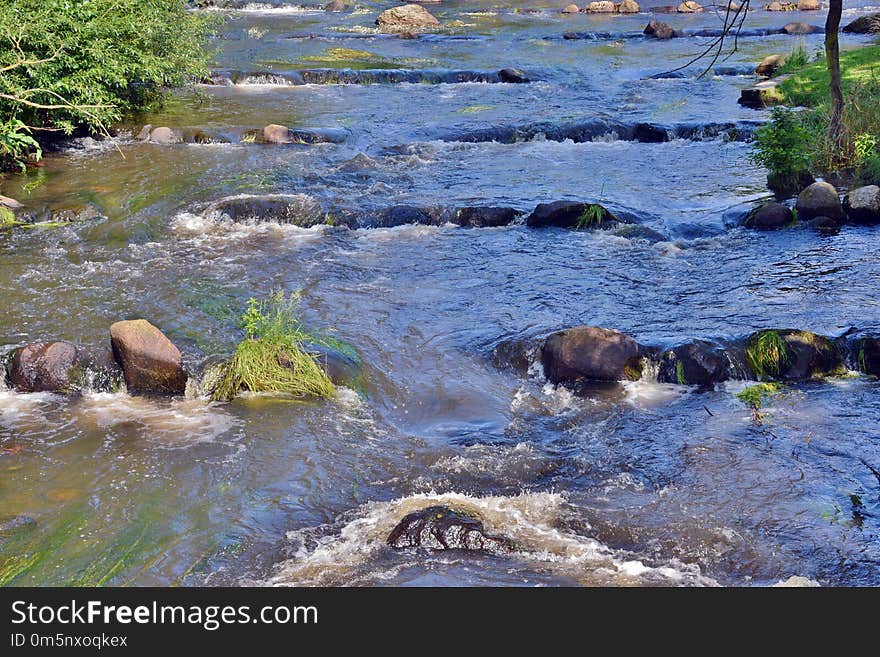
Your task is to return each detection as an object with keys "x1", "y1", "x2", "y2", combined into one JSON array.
[{"x1": 2, "y1": 1, "x2": 880, "y2": 587}]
